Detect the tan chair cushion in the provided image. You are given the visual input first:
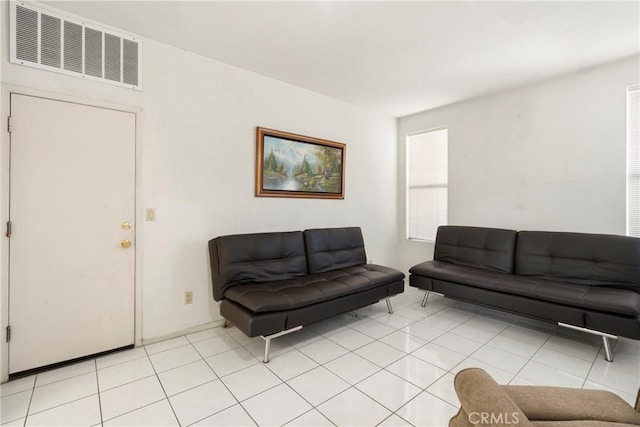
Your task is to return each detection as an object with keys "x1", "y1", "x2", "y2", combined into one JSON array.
[
  {"x1": 451, "y1": 368, "x2": 533, "y2": 427},
  {"x1": 532, "y1": 422, "x2": 639, "y2": 427},
  {"x1": 505, "y1": 385, "x2": 640, "y2": 425},
  {"x1": 450, "y1": 368, "x2": 640, "y2": 427}
]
